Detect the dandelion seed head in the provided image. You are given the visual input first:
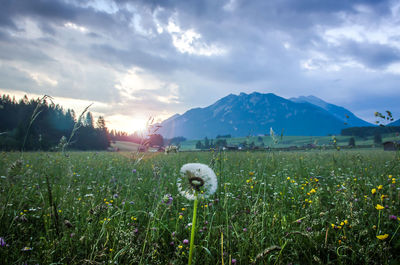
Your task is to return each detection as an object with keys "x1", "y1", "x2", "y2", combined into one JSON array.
[{"x1": 177, "y1": 163, "x2": 217, "y2": 200}]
